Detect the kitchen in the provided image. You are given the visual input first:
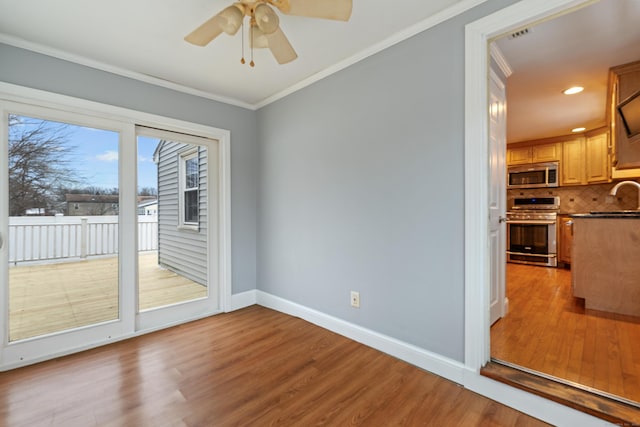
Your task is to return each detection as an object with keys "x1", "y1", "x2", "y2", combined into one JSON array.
[{"x1": 488, "y1": 0, "x2": 640, "y2": 412}]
